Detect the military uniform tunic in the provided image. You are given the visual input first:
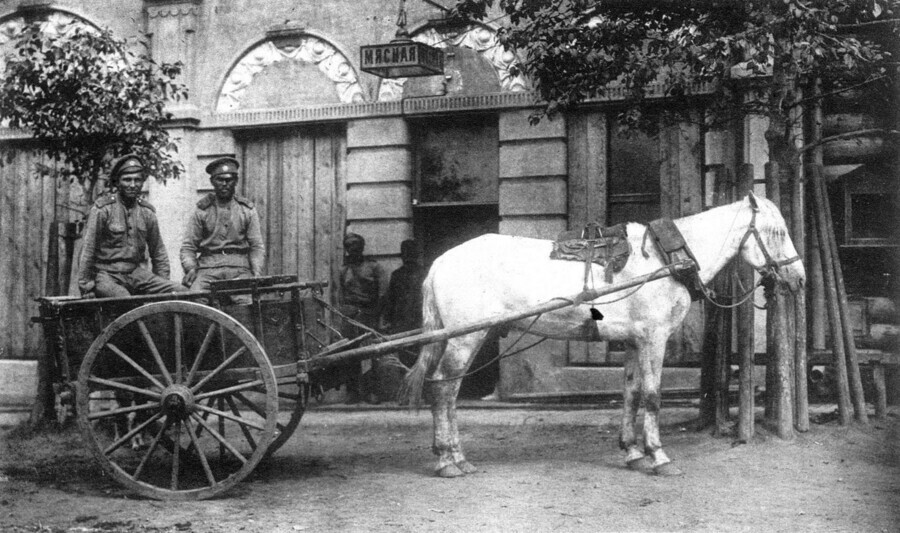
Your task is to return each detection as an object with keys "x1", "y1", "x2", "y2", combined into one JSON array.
[
  {"x1": 77, "y1": 193, "x2": 182, "y2": 297},
  {"x1": 180, "y1": 194, "x2": 266, "y2": 295}
]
